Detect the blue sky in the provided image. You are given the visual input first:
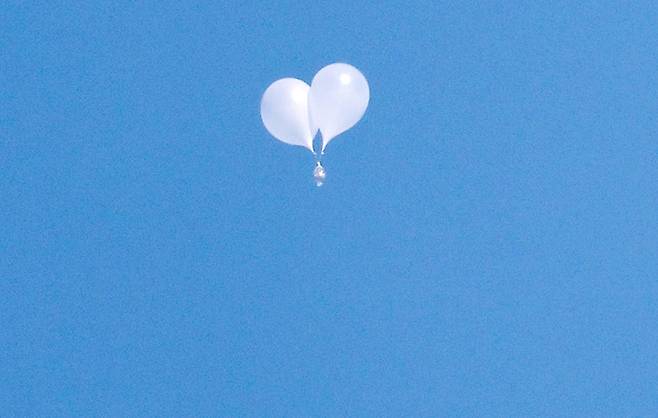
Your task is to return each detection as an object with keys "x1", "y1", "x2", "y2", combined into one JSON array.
[{"x1": 2, "y1": 2, "x2": 658, "y2": 416}]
